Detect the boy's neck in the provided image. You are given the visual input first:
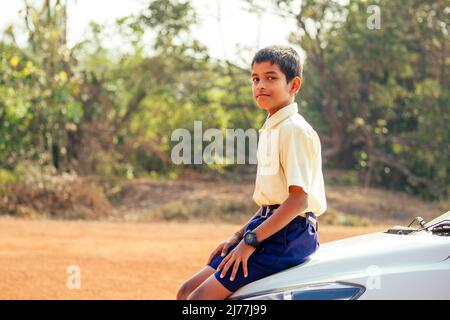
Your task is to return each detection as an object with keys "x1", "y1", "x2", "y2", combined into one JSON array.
[{"x1": 267, "y1": 100, "x2": 295, "y2": 118}]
